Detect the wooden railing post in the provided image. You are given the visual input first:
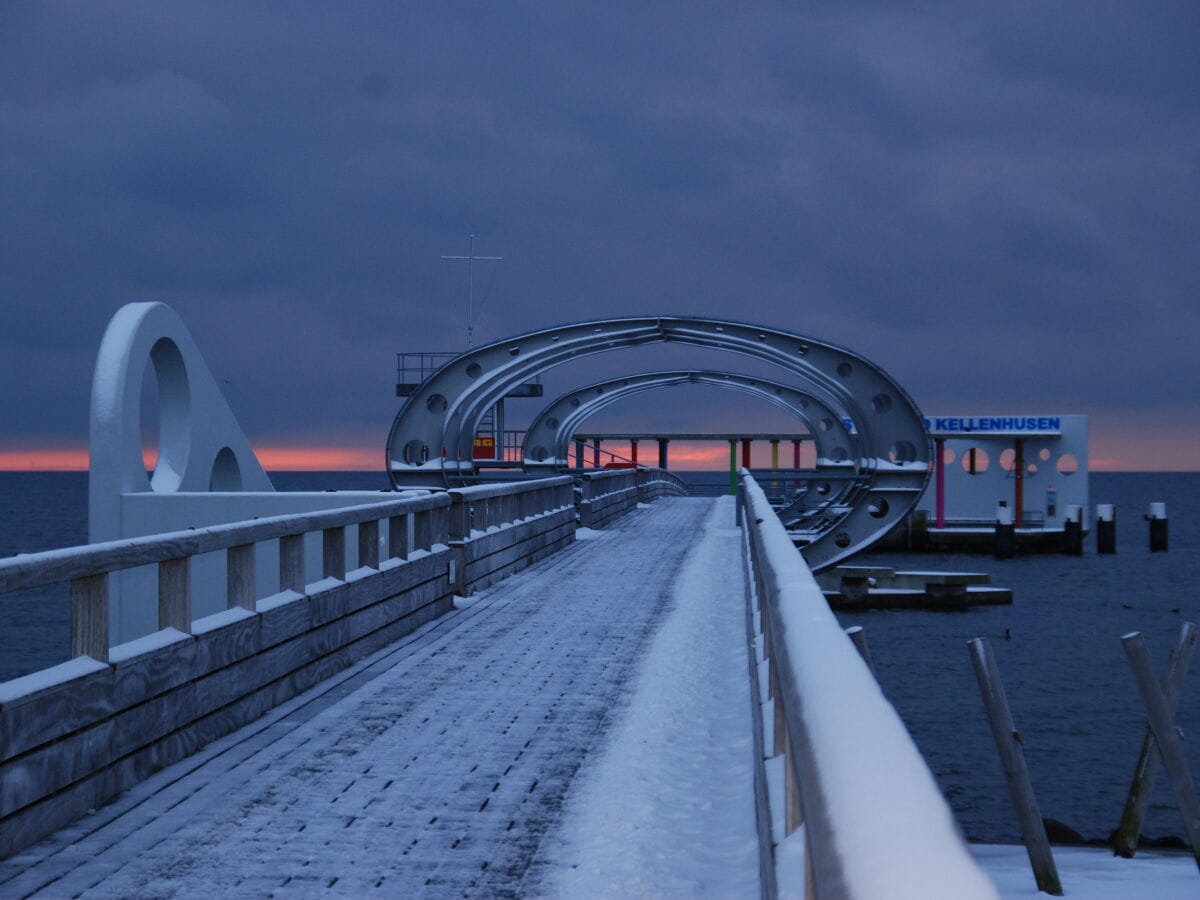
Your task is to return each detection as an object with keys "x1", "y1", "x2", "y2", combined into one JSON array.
[
  {"x1": 323, "y1": 526, "x2": 346, "y2": 580},
  {"x1": 432, "y1": 504, "x2": 449, "y2": 546},
  {"x1": 279, "y1": 533, "x2": 305, "y2": 593},
  {"x1": 158, "y1": 556, "x2": 191, "y2": 632},
  {"x1": 388, "y1": 514, "x2": 409, "y2": 560},
  {"x1": 227, "y1": 543, "x2": 256, "y2": 610},
  {"x1": 413, "y1": 509, "x2": 433, "y2": 552},
  {"x1": 358, "y1": 519, "x2": 380, "y2": 569},
  {"x1": 70, "y1": 572, "x2": 109, "y2": 662}
]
